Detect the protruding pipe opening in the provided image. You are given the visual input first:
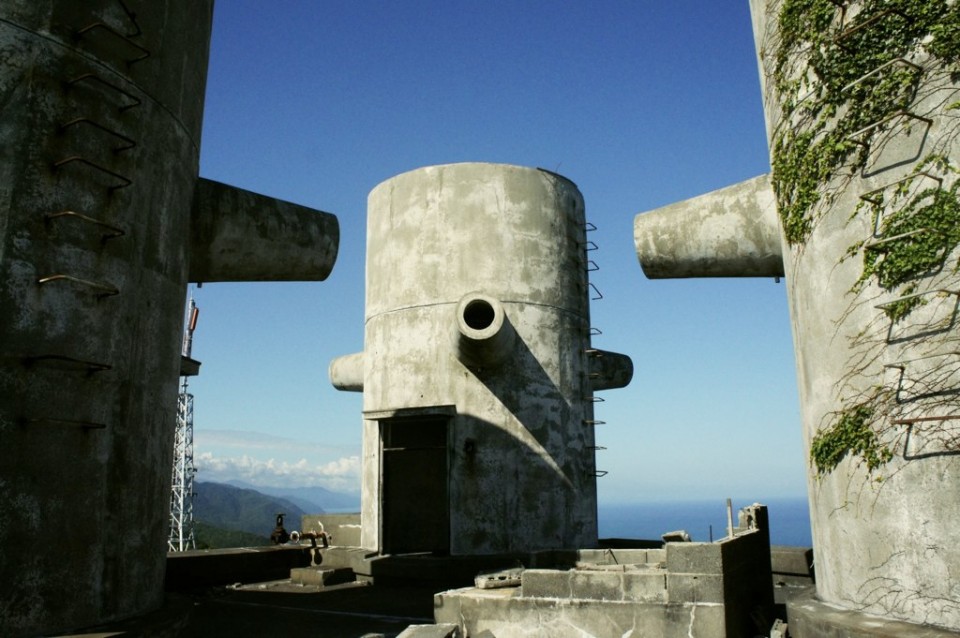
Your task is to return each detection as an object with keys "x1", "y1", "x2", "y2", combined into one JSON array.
[
  {"x1": 456, "y1": 293, "x2": 515, "y2": 369},
  {"x1": 463, "y1": 299, "x2": 495, "y2": 330}
]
